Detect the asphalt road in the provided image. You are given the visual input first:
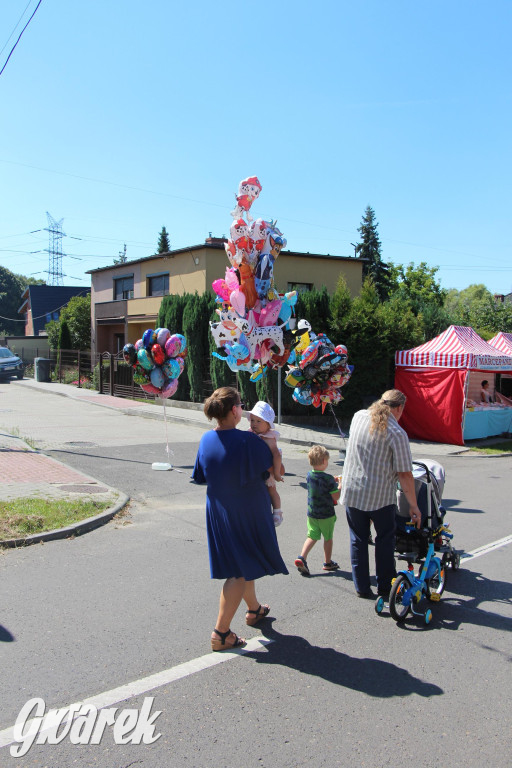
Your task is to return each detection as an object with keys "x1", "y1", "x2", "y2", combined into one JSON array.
[{"x1": 0, "y1": 385, "x2": 511, "y2": 768}]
